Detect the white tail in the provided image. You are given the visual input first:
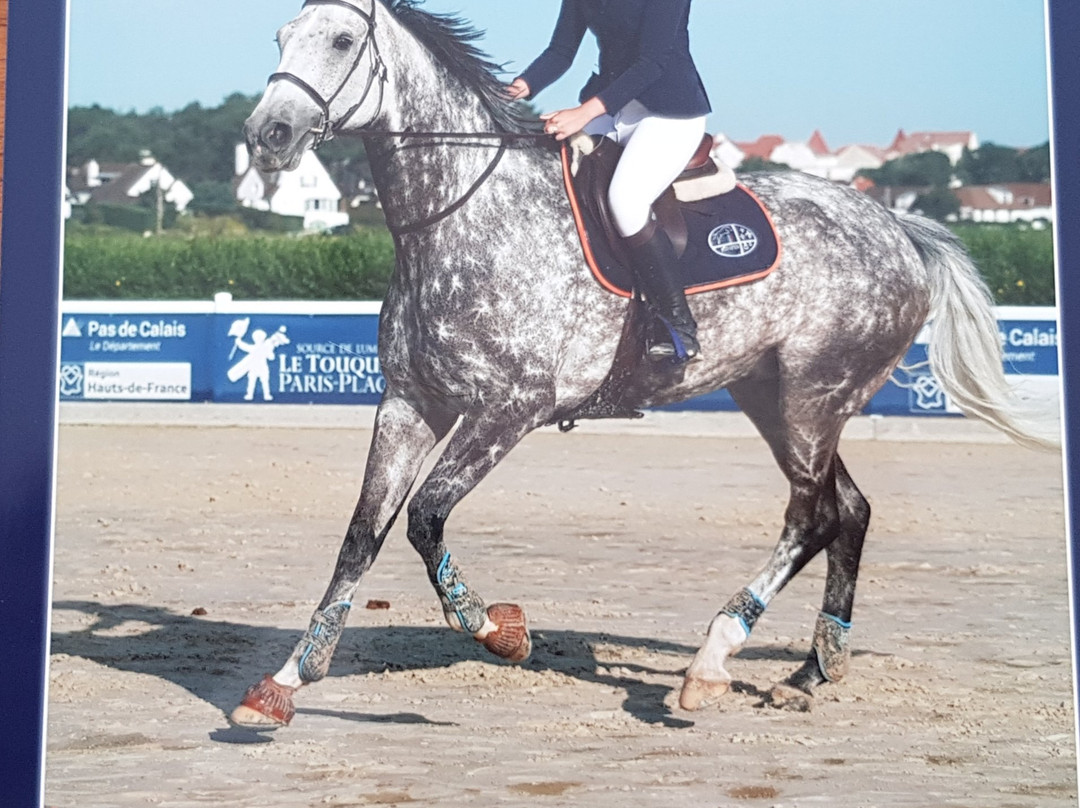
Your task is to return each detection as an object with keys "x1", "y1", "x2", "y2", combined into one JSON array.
[{"x1": 896, "y1": 213, "x2": 1058, "y2": 451}]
